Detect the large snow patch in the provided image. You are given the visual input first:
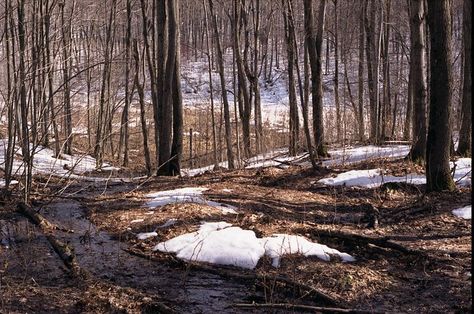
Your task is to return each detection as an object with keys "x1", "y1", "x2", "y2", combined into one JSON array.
[
  {"x1": 318, "y1": 158, "x2": 471, "y2": 188},
  {"x1": 153, "y1": 222, "x2": 355, "y2": 269},
  {"x1": 145, "y1": 187, "x2": 237, "y2": 214}
]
